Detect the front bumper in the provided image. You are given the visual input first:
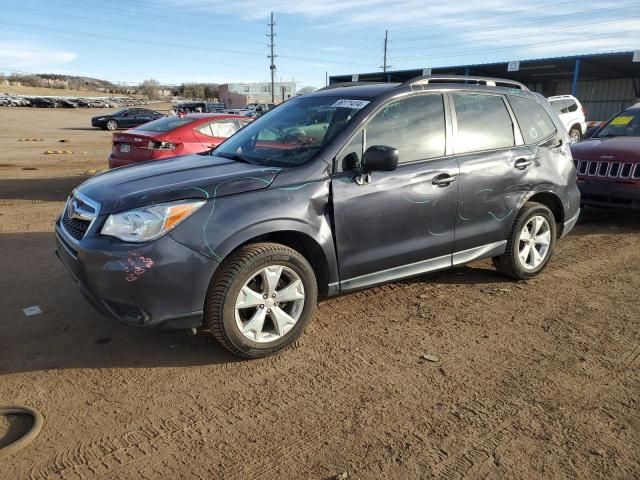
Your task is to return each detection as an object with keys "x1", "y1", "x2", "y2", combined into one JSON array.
[
  {"x1": 55, "y1": 222, "x2": 218, "y2": 329},
  {"x1": 577, "y1": 178, "x2": 640, "y2": 210}
]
